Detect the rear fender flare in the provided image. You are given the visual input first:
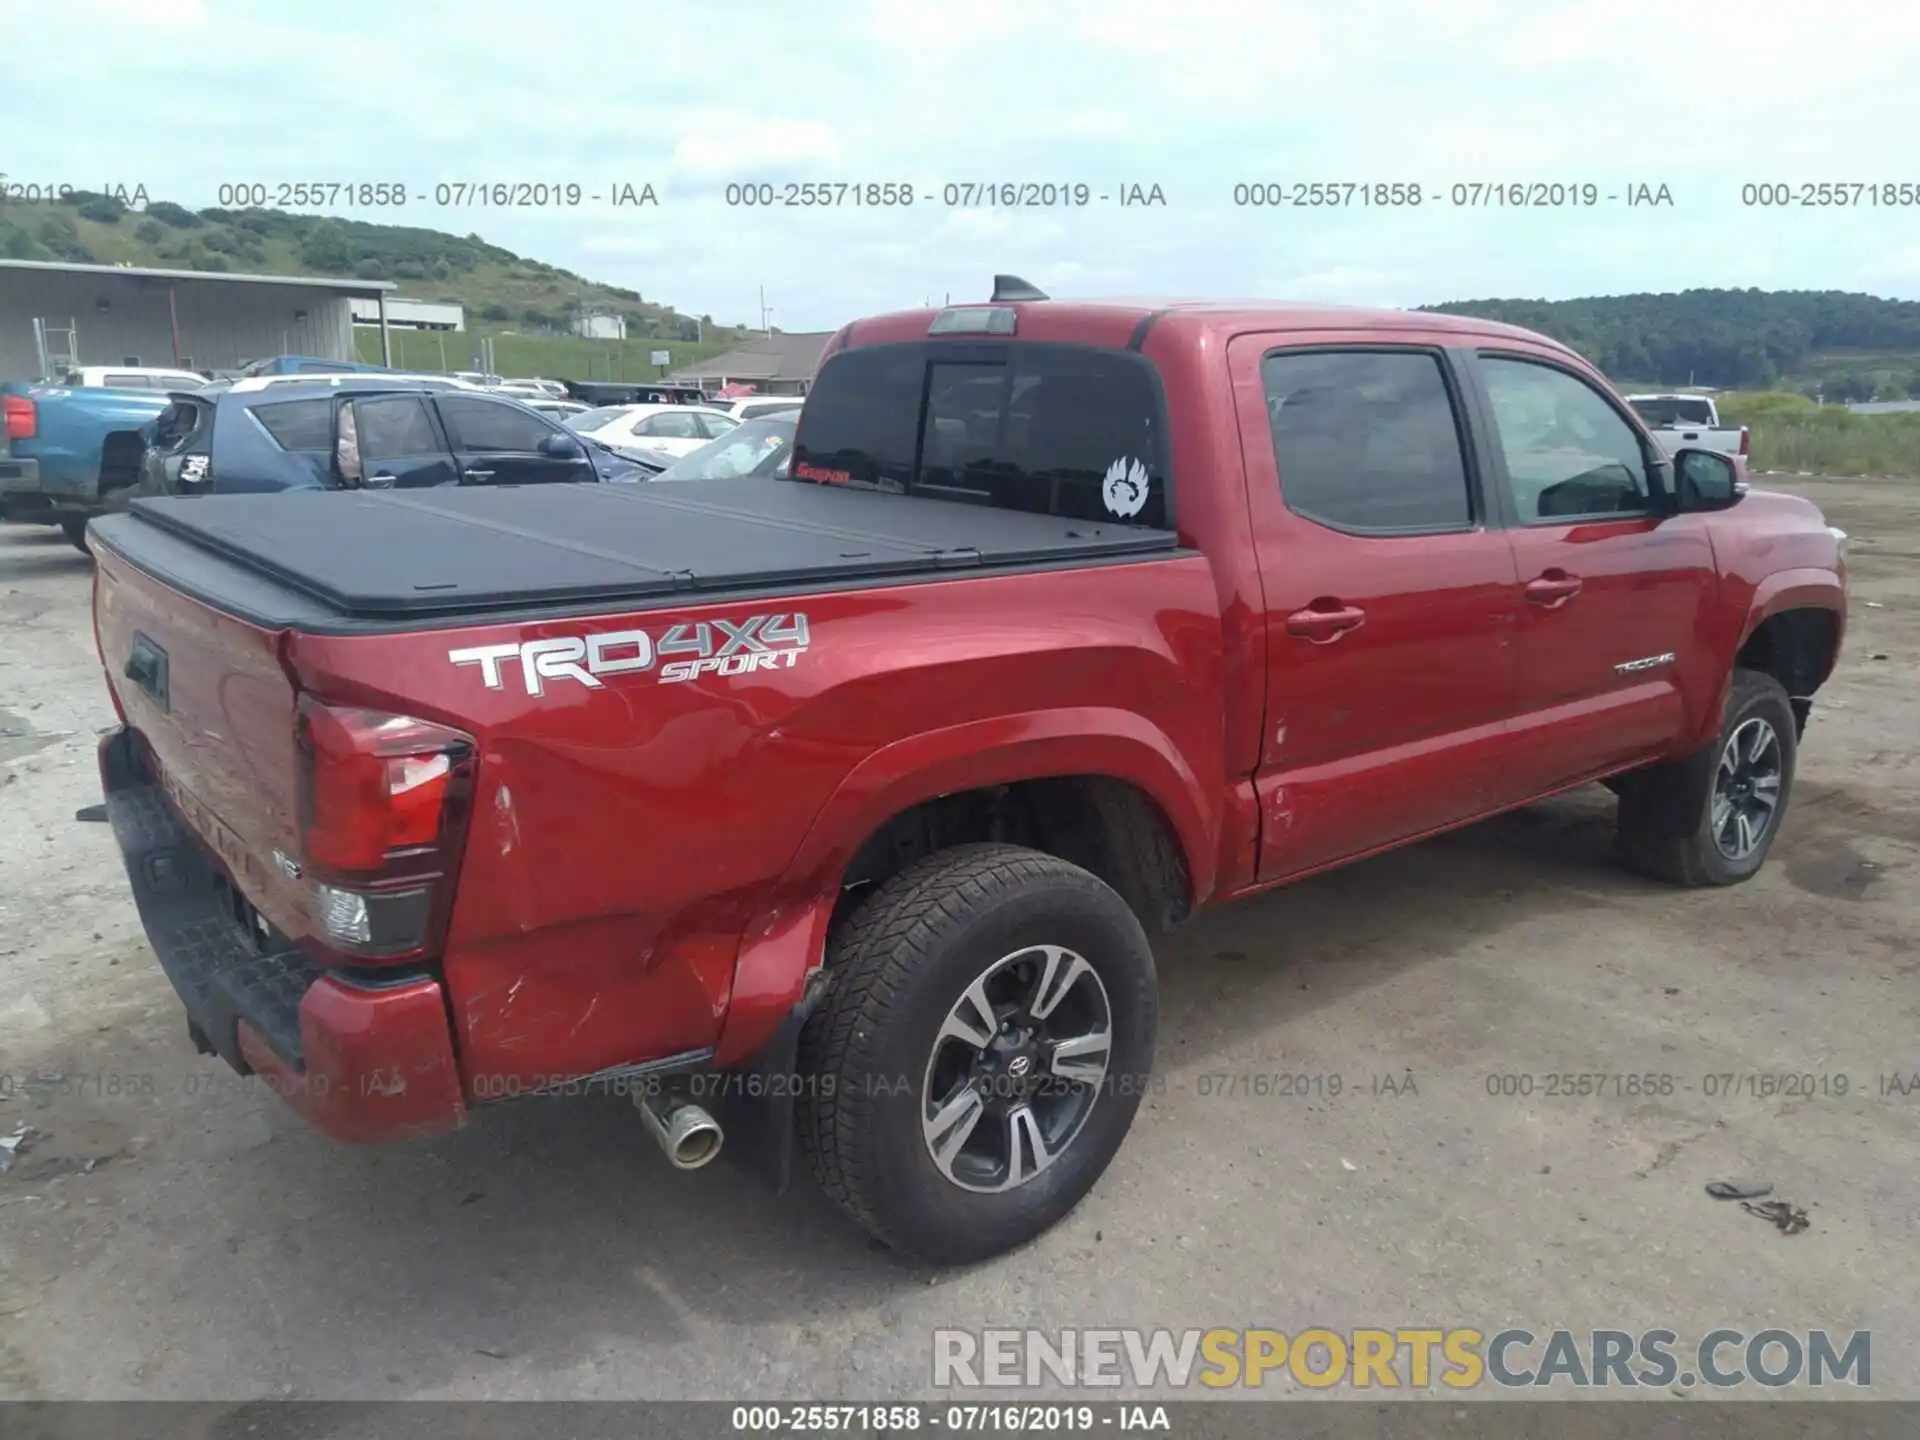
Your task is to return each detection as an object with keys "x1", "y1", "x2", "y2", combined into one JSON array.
[{"x1": 711, "y1": 707, "x2": 1214, "y2": 1066}]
